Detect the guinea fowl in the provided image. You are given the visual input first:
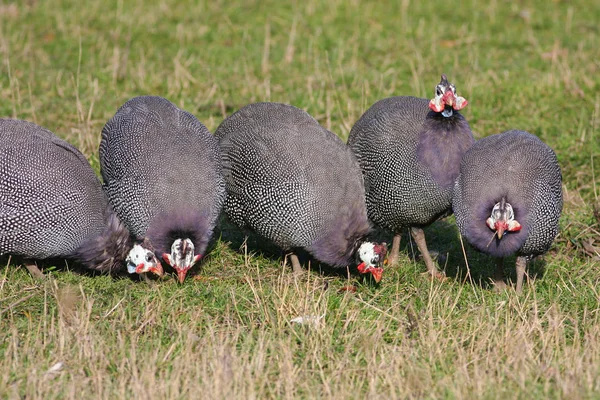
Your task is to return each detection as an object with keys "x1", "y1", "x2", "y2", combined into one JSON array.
[
  {"x1": 452, "y1": 130, "x2": 562, "y2": 293},
  {"x1": 347, "y1": 74, "x2": 474, "y2": 278},
  {"x1": 214, "y1": 102, "x2": 387, "y2": 282},
  {"x1": 0, "y1": 119, "x2": 162, "y2": 277},
  {"x1": 100, "y1": 96, "x2": 225, "y2": 283}
]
